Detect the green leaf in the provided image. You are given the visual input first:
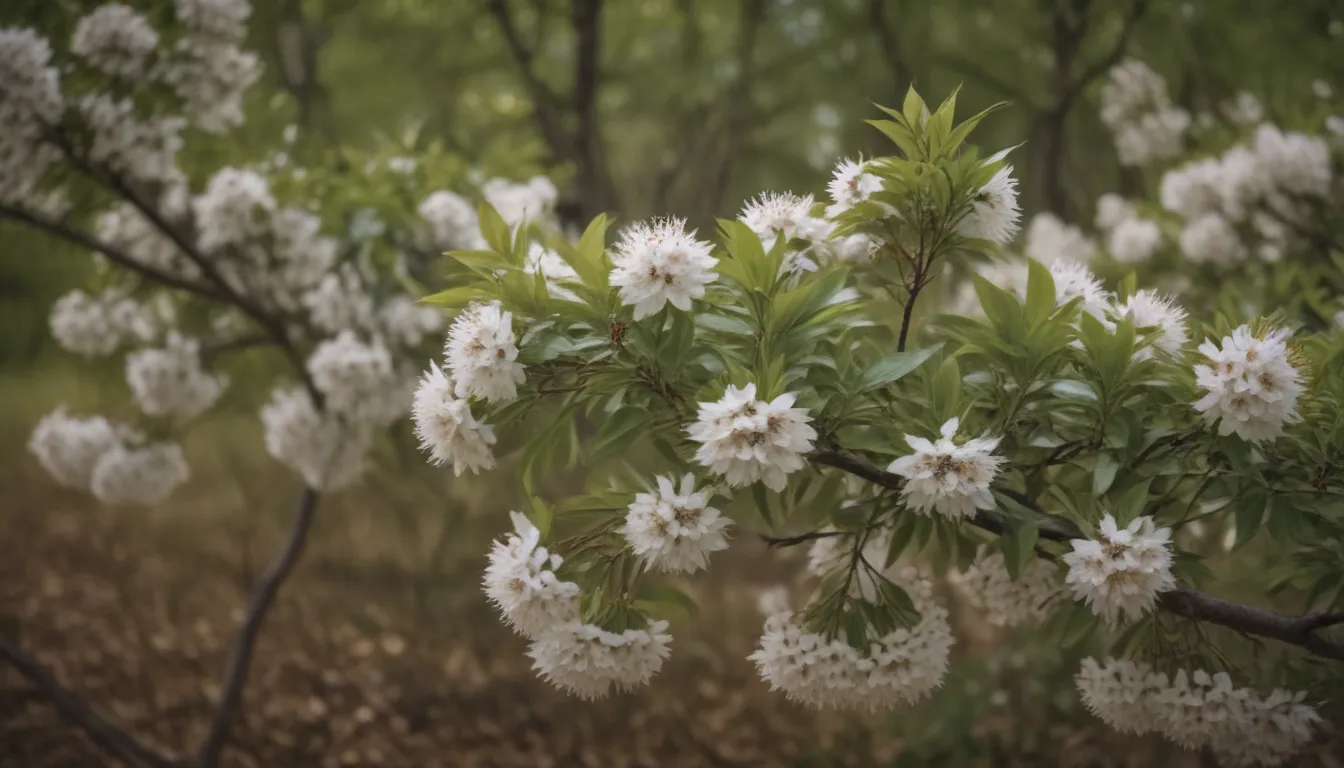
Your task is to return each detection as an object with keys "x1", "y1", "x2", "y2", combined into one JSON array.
[
  {"x1": 585, "y1": 407, "x2": 650, "y2": 465},
  {"x1": 1112, "y1": 477, "x2": 1152, "y2": 525},
  {"x1": 1233, "y1": 488, "x2": 1268, "y2": 548},
  {"x1": 478, "y1": 203, "x2": 512, "y2": 256},
  {"x1": 1000, "y1": 517, "x2": 1039, "y2": 580},
  {"x1": 527, "y1": 496, "x2": 553, "y2": 539},
  {"x1": 1092, "y1": 453, "x2": 1119, "y2": 496},
  {"x1": 930, "y1": 356, "x2": 962, "y2": 420},
  {"x1": 1024, "y1": 258, "x2": 1057, "y2": 329},
  {"x1": 635, "y1": 584, "x2": 699, "y2": 622},
  {"x1": 857, "y1": 343, "x2": 944, "y2": 392}
]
